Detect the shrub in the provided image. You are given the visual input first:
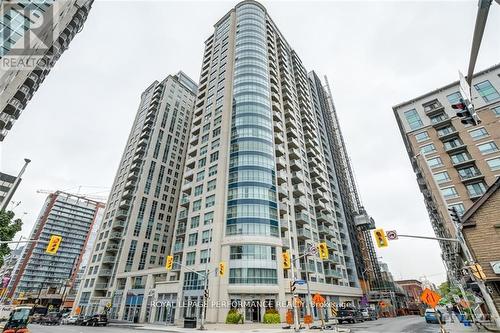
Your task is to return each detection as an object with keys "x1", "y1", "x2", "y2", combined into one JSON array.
[
  {"x1": 263, "y1": 309, "x2": 280, "y2": 324},
  {"x1": 225, "y1": 309, "x2": 243, "y2": 324}
]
